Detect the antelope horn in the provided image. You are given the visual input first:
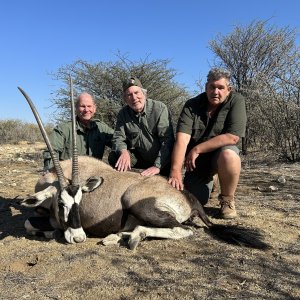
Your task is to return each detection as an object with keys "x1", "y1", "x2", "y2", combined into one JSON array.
[
  {"x1": 69, "y1": 75, "x2": 79, "y2": 186},
  {"x1": 18, "y1": 87, "x2": 67, "y2": 189}
]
